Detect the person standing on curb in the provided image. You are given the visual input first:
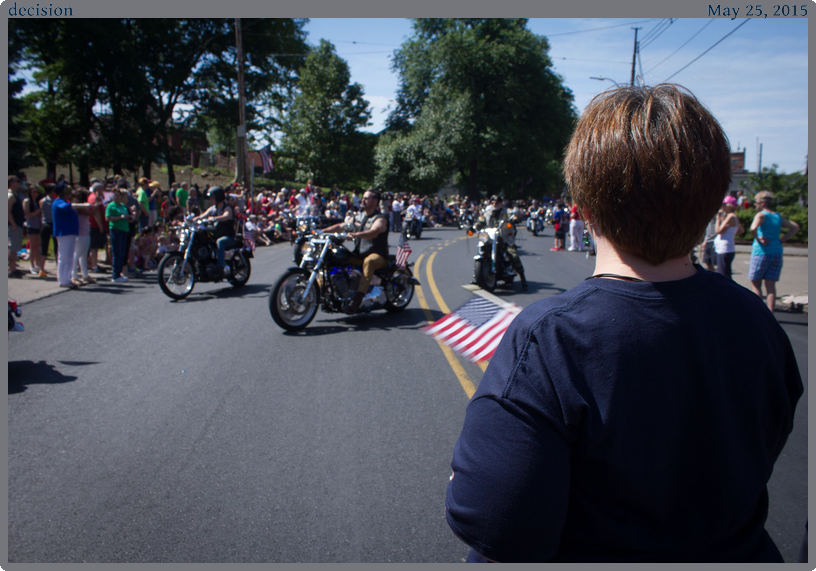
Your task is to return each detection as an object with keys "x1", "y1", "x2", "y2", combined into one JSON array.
[
  {"x1": 39, "y1": 181, "x2": 57, "y2": 265},
  {"x1": 749, "y1": 190, "x2": 800, "y2": 313},
  {"x1": 713, "y1": 195, "x2": 743, "y2": 280},
  {"x1": 106, "y1": 189, "x2": 132, "y2": 283},
  {"x1": 22, "y1": 183, "x2": 46, "y2": 277},
  {"x1": 8, "y1": 175, "x2": 27, "y2": 277},
  {"x1": 52, "y1": 182, "x2": 80, "y2": 288}
]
